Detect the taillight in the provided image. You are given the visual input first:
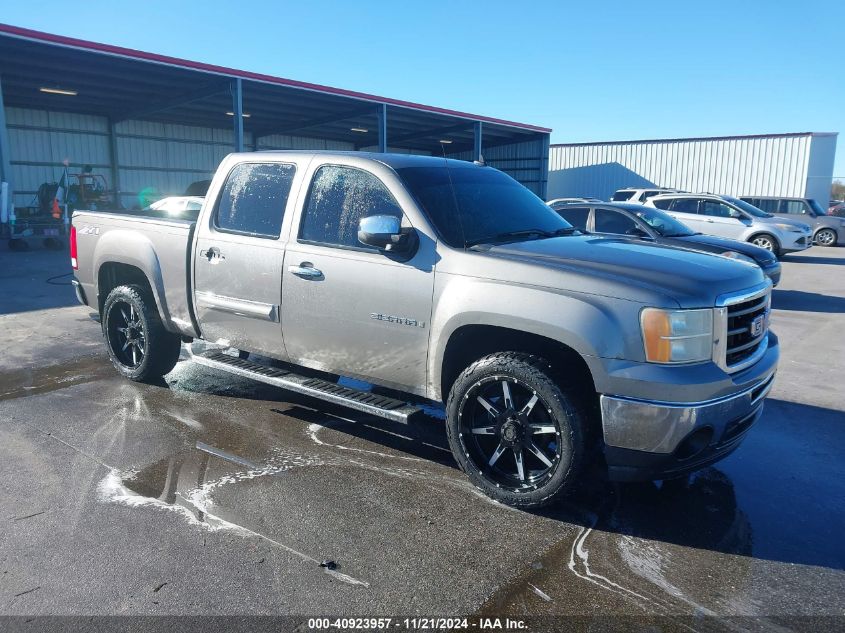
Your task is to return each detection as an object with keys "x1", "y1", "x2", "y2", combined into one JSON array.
[{"x1": 70, "y1": 225, "x2": 78, "y2": 270}]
